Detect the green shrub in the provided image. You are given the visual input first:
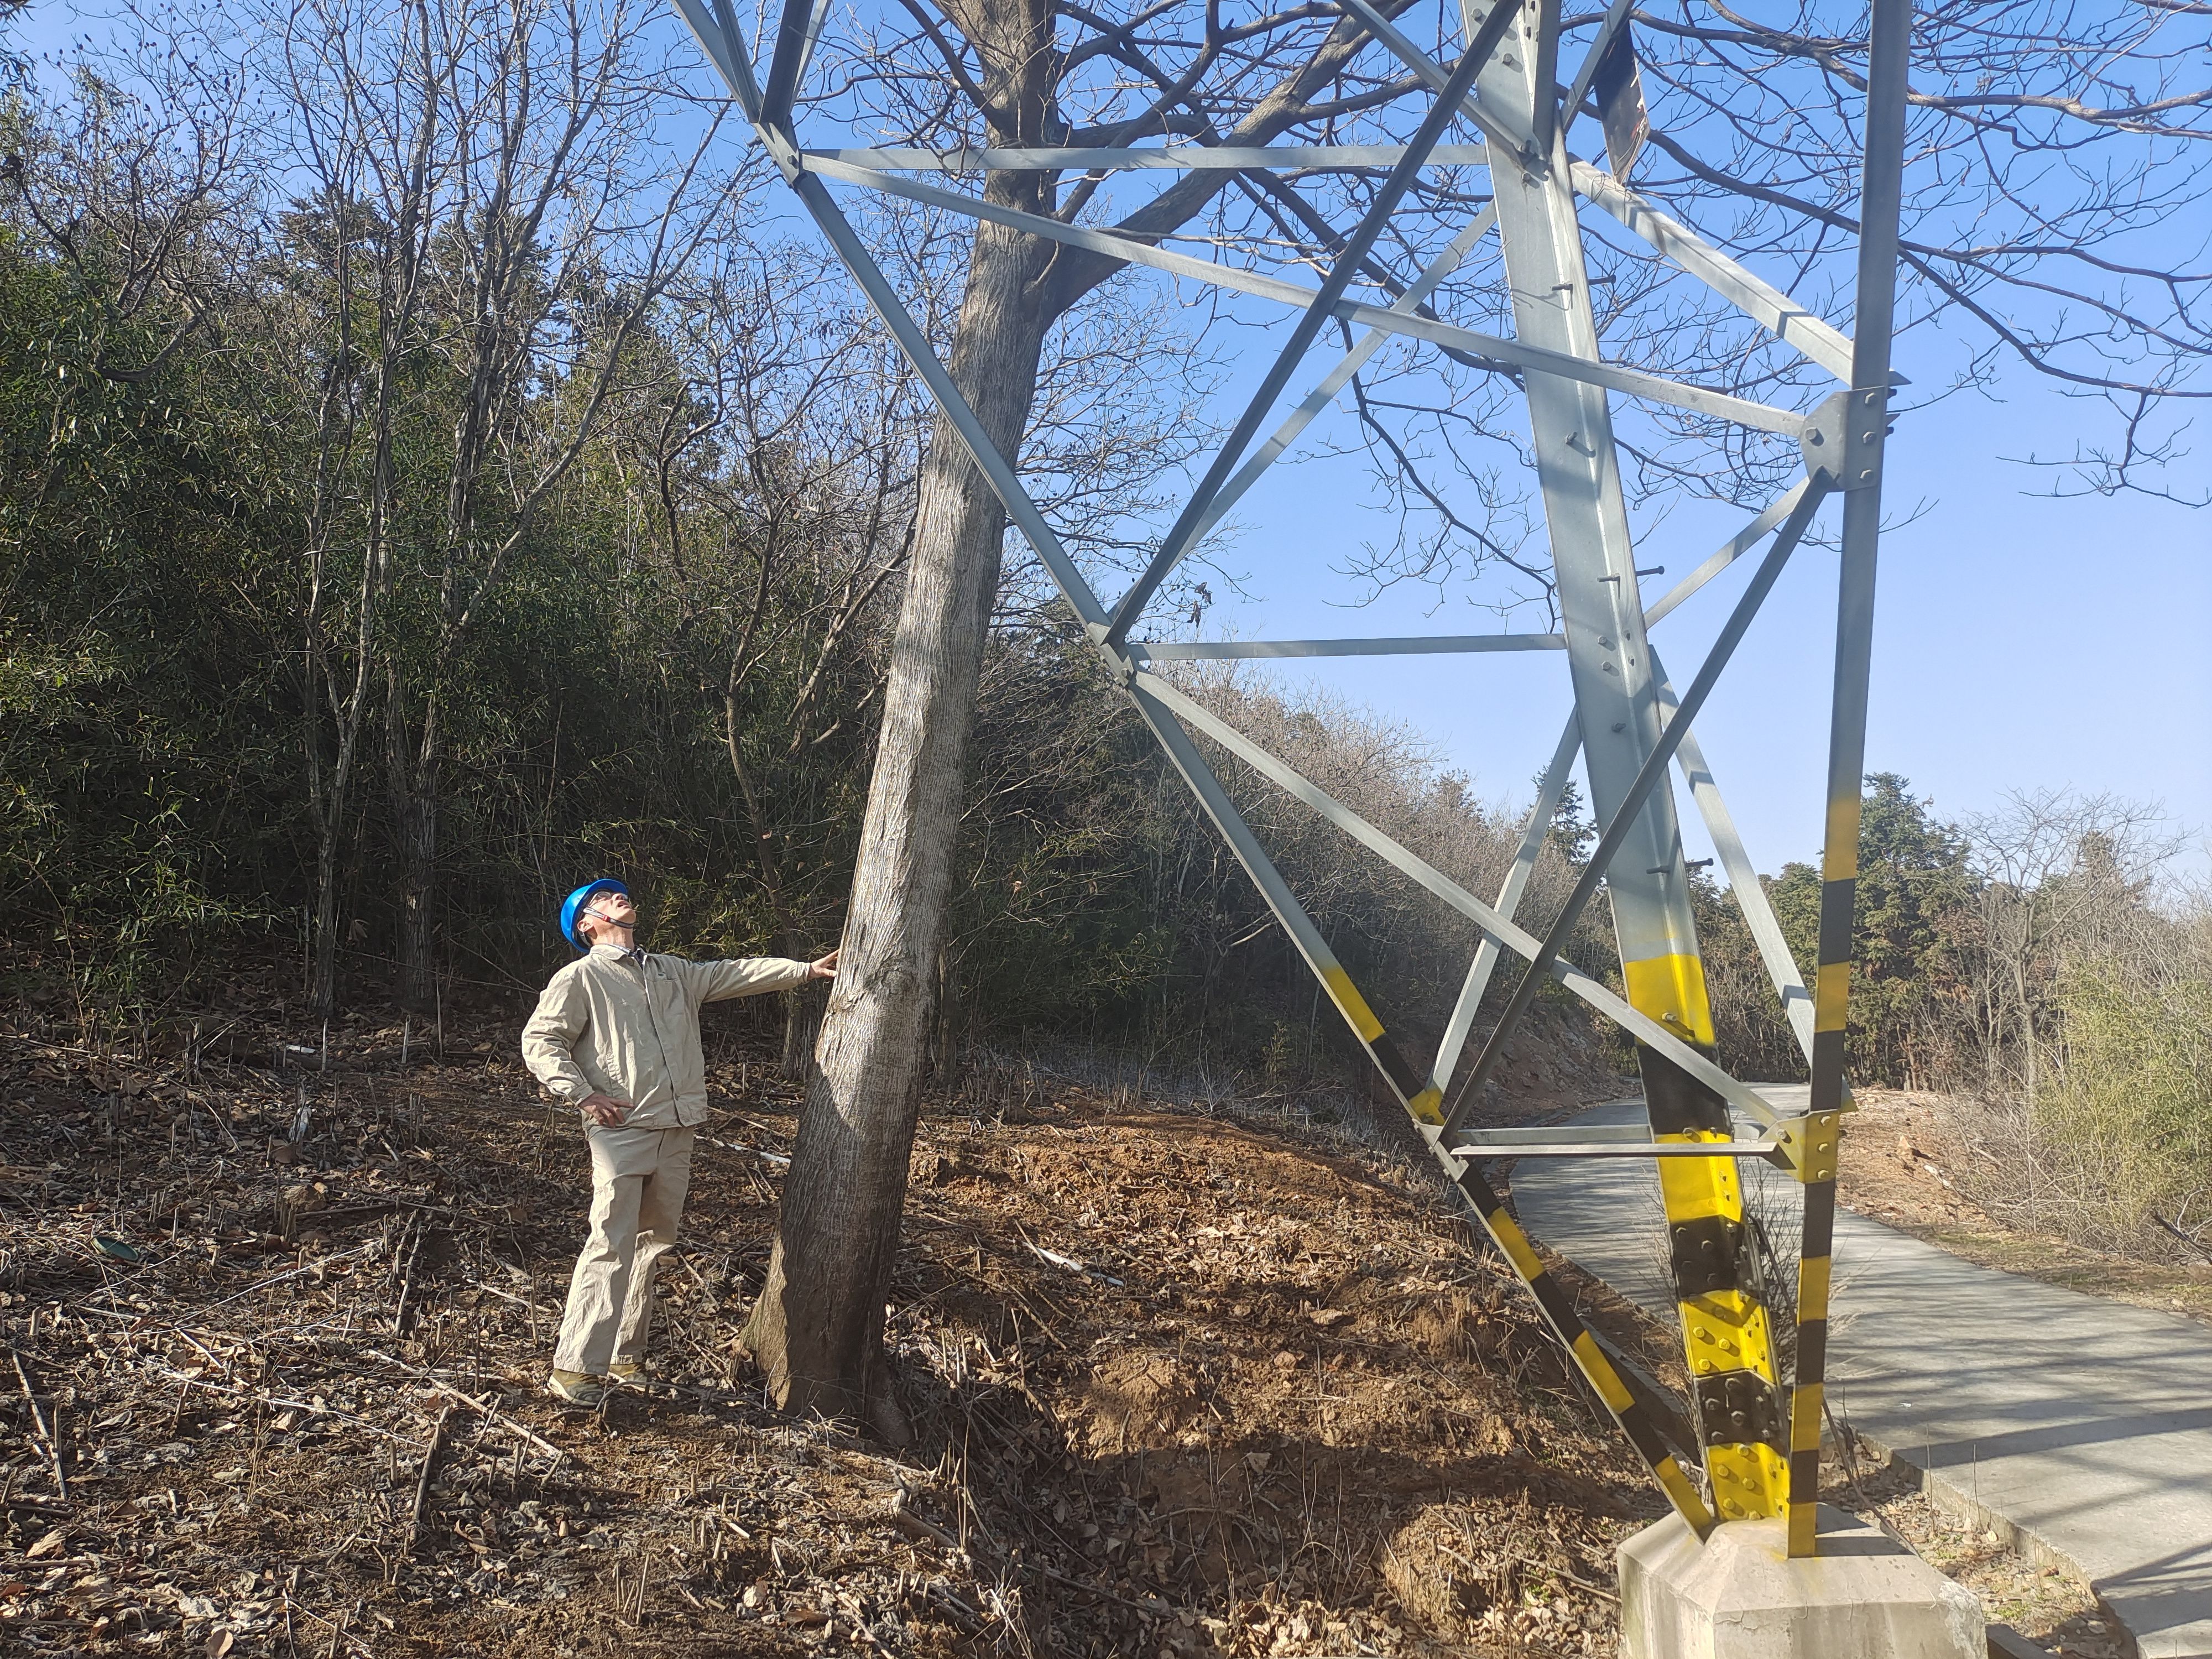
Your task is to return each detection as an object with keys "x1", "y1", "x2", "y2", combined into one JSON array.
[{"x1": 2034, "y1": 956, "x2": 2212, "y2": 1245}]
